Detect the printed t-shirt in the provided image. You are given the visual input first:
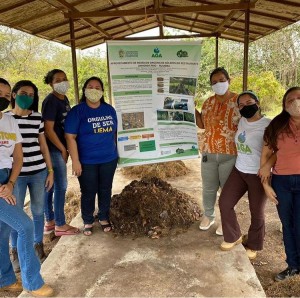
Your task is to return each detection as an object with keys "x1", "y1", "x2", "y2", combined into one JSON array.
[
  {"x1": 235, "y1": 117, "x2": 271, "y2": 174},
  {"x1": 6, "y1": 111, "x2": 46, "y2": 176},
  {"x1": 64, "y1": 102, "x2": 118, "y2": 164},
  {"x1": 0, "y1": 113, "x2": 22, "y2": 169},
  {"x1": 42, "y1": 93, "x2": 70, "y2": 151},
  {"x1": 273, "y1": 120, "x2": 300, "y2": 175},
  {"x1": 201, "y1": 94, "x2": 240, "y2": 155}
]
